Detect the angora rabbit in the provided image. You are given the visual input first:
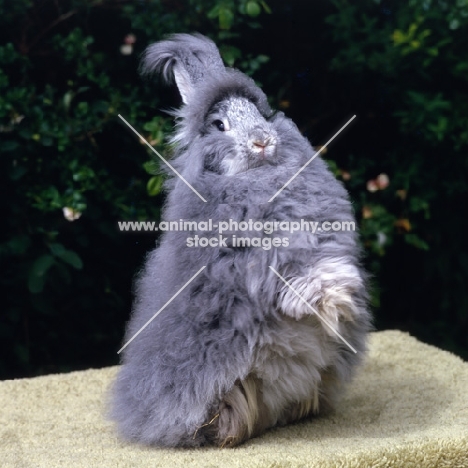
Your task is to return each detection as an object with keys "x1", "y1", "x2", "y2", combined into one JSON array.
[{"x1": 110, "y1": 33, "x2": 371, "y2": 448}]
